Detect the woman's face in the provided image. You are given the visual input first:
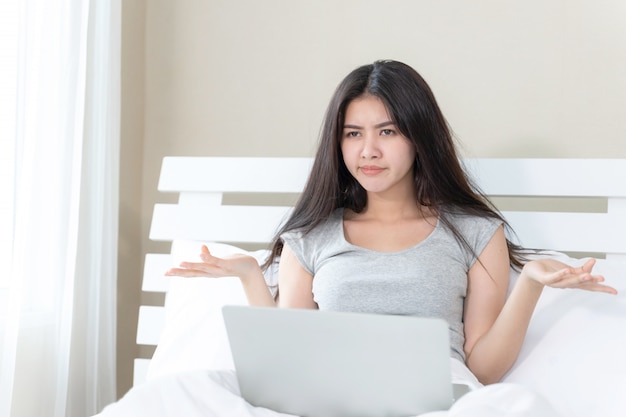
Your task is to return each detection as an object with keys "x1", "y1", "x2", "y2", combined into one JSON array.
[{"x1": 340, "y1": 95, "x2": 416, "y2": 199}]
